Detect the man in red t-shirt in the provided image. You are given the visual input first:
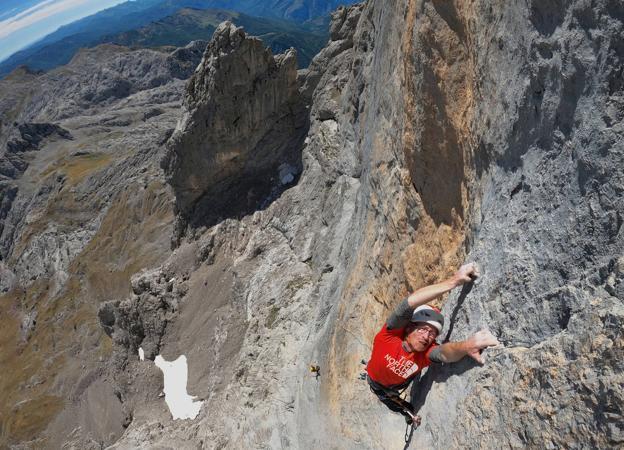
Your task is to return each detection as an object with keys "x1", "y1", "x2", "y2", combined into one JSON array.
[{"x1": 366, "y1": 263, "x2": 499, "y2": 425}]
